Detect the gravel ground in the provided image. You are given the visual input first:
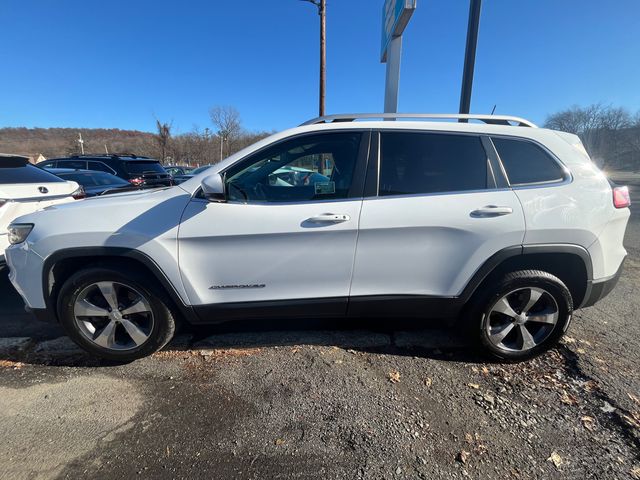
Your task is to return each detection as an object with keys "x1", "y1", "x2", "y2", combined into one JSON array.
[{"x1": 0, "y1": 179, "x2": 638, "y2": 480}]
